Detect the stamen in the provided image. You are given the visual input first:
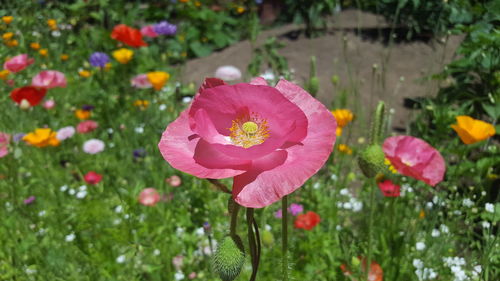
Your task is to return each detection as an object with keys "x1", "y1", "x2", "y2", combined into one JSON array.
[{"x1": 229, "y1": 113, "x2": 269, "y2": 148}]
